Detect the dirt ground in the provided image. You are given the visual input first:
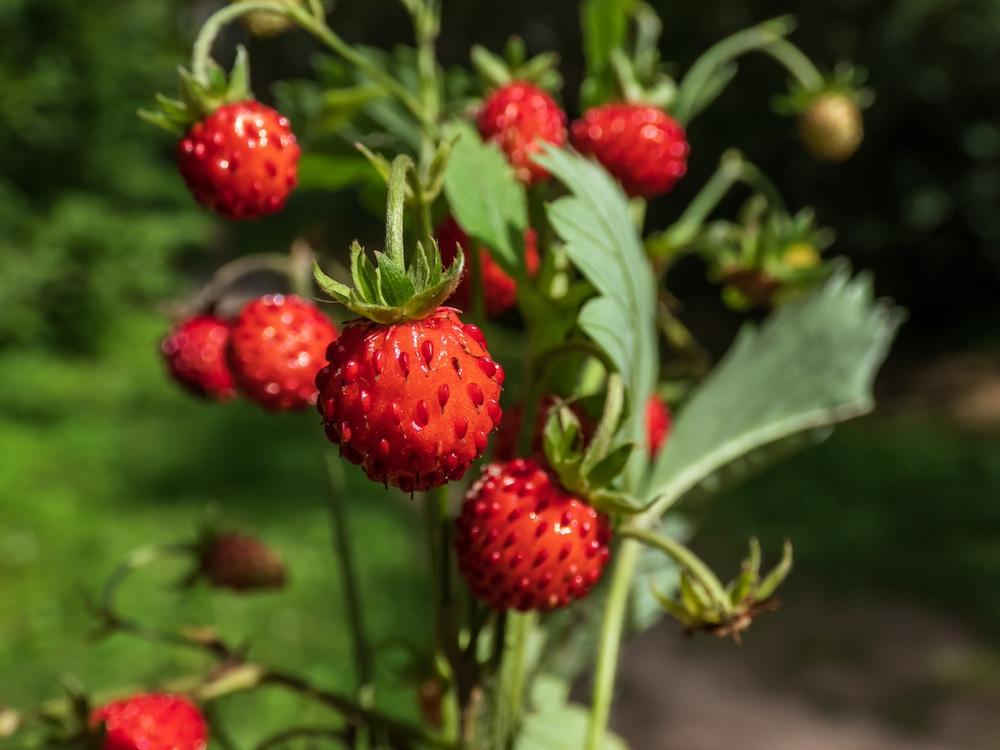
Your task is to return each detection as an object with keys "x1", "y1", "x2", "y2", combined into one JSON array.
[{"x1": 611, "y1": 599, "x2": 1000, "y2": 750}]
